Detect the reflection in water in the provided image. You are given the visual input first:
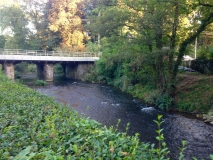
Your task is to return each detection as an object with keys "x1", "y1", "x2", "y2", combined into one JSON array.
[{"x1": 22, "y1": 75, "x2": 213, "y2": 159}]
